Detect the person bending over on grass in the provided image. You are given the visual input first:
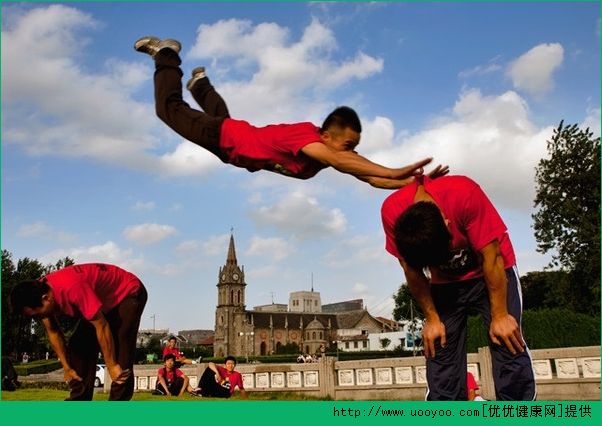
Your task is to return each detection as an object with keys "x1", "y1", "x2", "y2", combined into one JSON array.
[
  {"x1": 10, "y1": 263, "x2": 147, "y2": 401},
  {"x1": 134, "y1": 36, "x2": 448, "y2": 189}
]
